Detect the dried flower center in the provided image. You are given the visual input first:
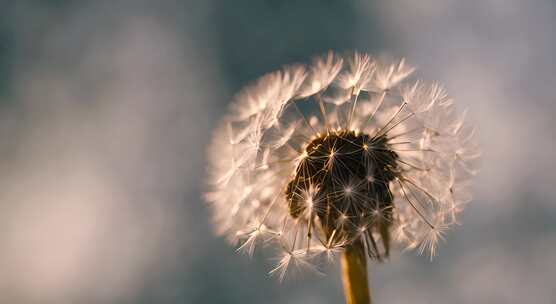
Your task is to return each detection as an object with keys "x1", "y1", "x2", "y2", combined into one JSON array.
[{"x1": 285, "y1": 130, "x2": 399, "y2": 245}]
